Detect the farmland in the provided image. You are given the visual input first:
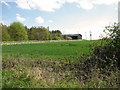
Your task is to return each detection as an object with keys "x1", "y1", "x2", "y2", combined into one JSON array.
[
  {"x1": 2, "y1": 40, "x2": 119, "y2": 88},
  {"x1": 2, "y1": 40, "x2": 98, "y2": 88},
  {"x1": 2, "y1": 40, "x2": 96, "y2": 61}
]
